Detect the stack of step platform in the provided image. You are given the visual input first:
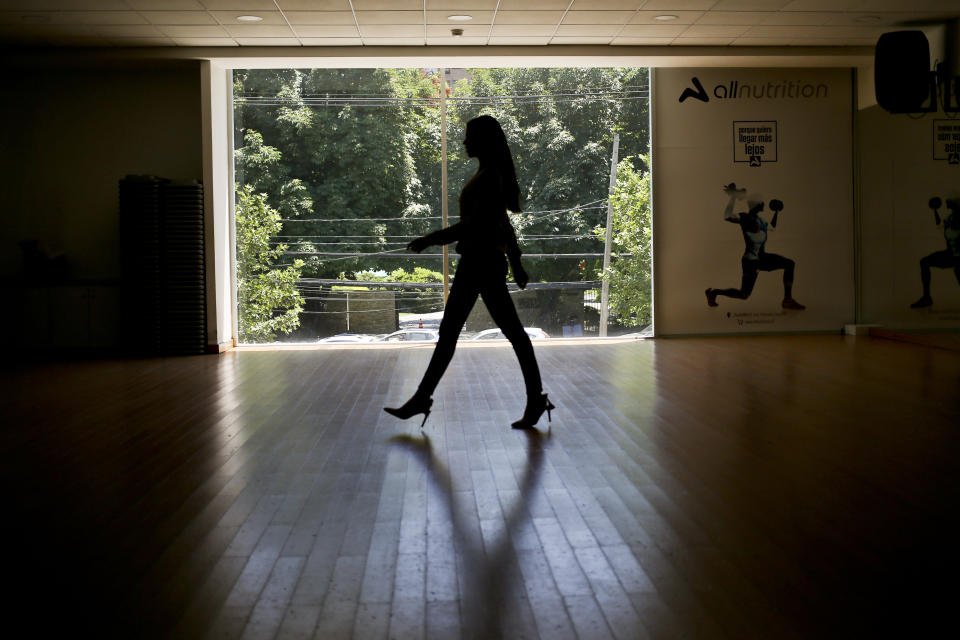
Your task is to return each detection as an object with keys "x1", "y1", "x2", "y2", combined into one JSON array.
[{"x1": 119, "y1": 176, "x2": 206, "y2": 355}]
